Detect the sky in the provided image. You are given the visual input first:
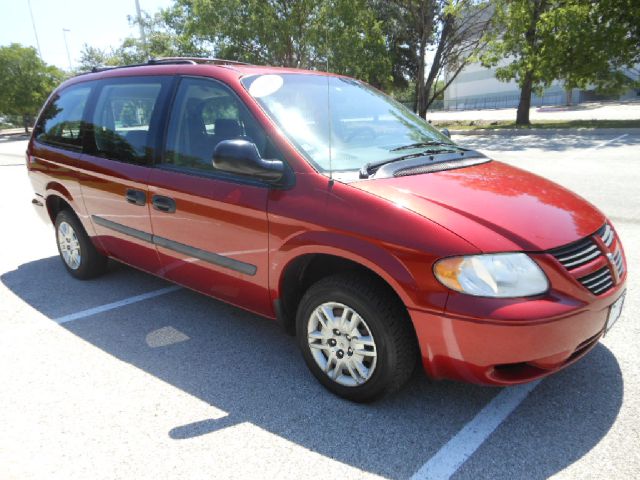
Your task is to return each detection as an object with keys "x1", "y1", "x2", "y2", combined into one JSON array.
[{"x1": 0, "y1": 0, "x2": 174, "y2": 69}]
